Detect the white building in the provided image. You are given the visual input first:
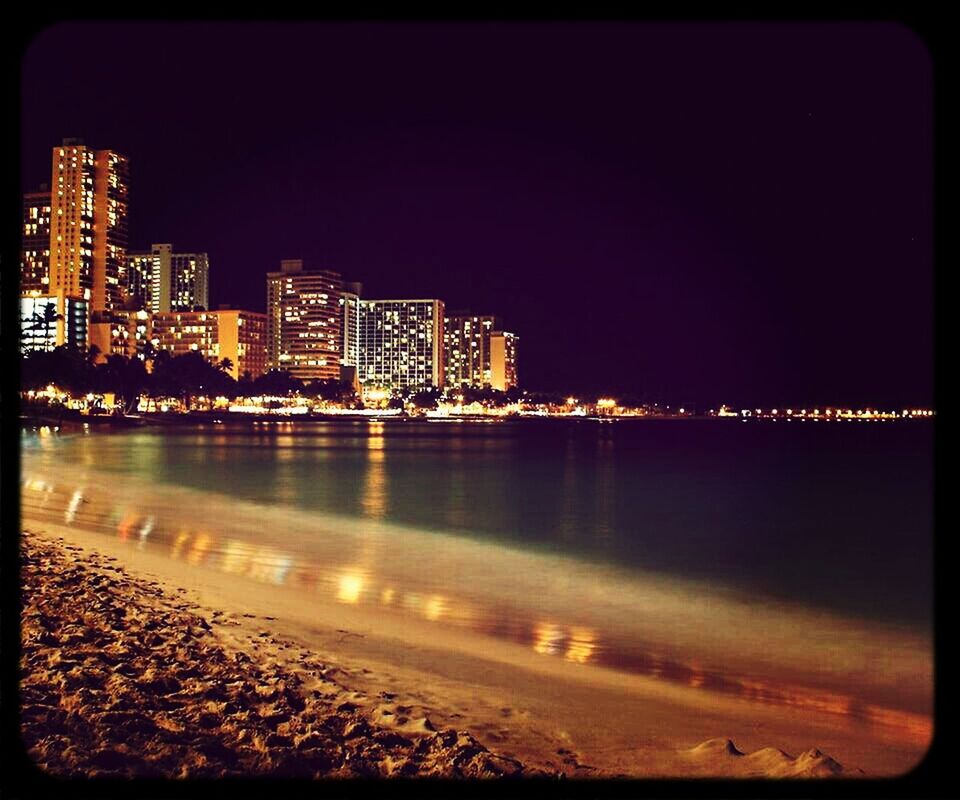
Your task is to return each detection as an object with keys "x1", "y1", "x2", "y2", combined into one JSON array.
[{"x1": 359, "y1": 299, "x2": 445, "y2": 390}]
